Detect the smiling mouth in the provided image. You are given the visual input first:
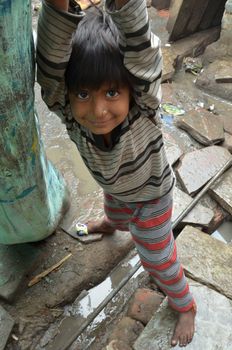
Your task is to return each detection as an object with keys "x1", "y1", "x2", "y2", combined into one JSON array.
[{"x1": 89, "y1": 119, "x2": 112, "y2": 126}]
